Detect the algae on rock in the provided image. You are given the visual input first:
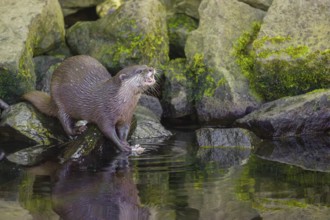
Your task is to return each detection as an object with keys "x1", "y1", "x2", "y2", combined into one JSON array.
[{"x1": 250, "y1": 0, "x2": 330, "y2": 101}]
